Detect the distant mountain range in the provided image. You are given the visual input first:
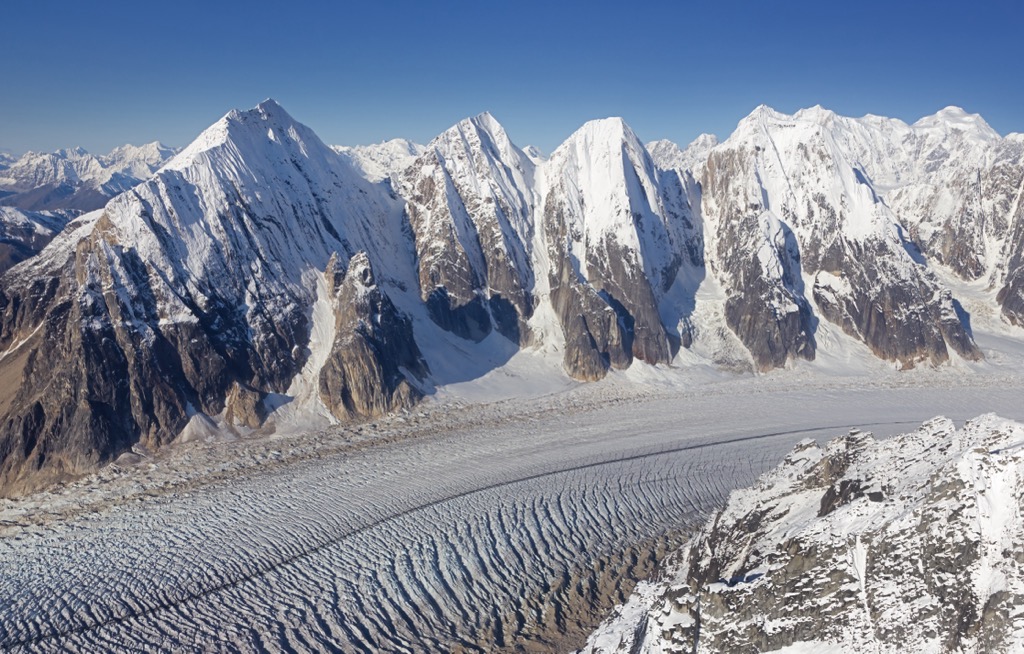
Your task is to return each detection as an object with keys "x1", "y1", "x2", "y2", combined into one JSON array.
[
  {"x1": 0, "y1": 142, "x2": 178, "y2": 273},
  {"x1": 1, "y1": 100, "x2": 1023, "y2": 495}
]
